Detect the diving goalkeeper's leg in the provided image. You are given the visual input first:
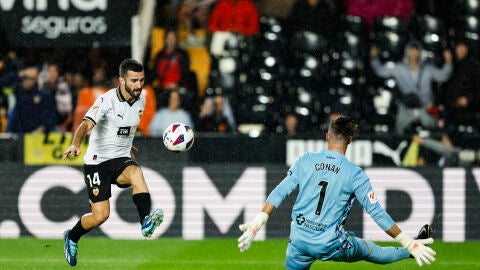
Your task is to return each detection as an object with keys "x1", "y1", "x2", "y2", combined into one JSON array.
[
  {"x1": 330, "y1": 233, "x2": 410, "y2": 264},
  {"x1": 364, "y1": 224, "x2": 433, "y2": 264}
]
